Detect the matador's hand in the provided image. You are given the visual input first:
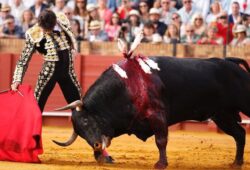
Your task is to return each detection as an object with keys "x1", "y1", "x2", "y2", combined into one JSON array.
[{"x1": 11, "y1": 82, "x2": 20, "y2": 91}]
